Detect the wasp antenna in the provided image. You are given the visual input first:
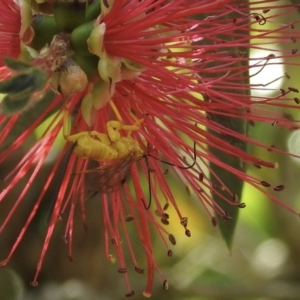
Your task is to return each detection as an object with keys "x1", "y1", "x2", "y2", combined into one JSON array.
[
  {"x1": 141, "y1": 198, "x2": 151, "y2": 210},
  {"x1": 85, "y1": 190, "x2": 99, "y2": 202},
  {"x1": 148, "y1": 141, "x2": 197, "y2": 170},
  {"x1": 141, "y1": 155, "x2": 152, "y2": 210},
  {"x1": 142, "y1": 143, "x2": 197, "y2": 211}
]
